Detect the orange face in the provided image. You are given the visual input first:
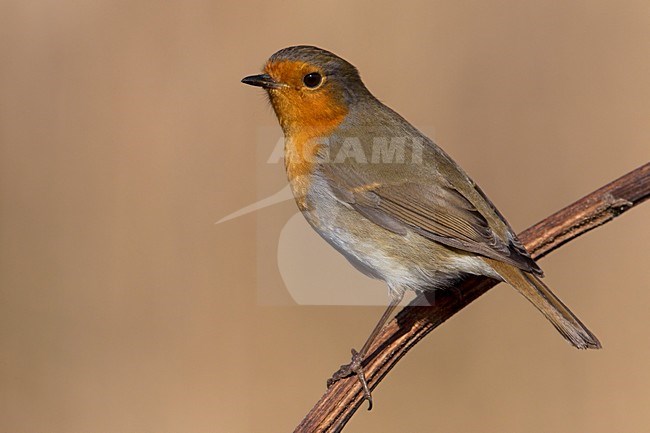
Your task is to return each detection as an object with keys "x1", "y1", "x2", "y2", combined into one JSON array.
[{"x1": 263, "y1": 60, "x2": 348, "y2": 137}]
